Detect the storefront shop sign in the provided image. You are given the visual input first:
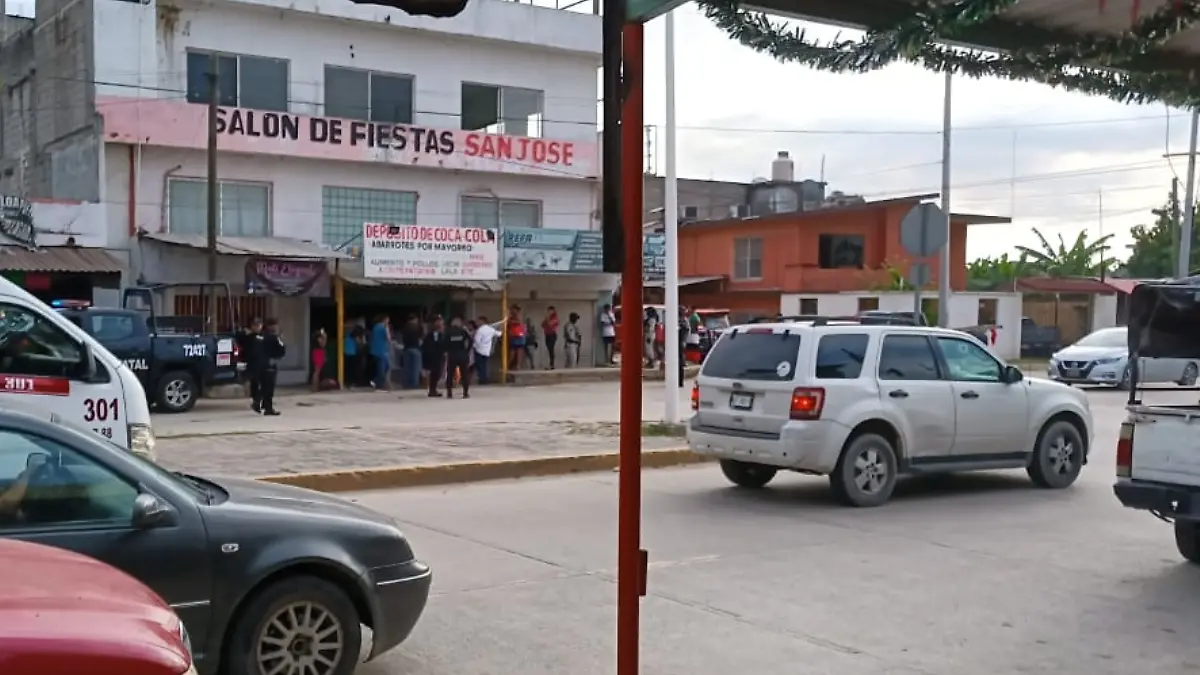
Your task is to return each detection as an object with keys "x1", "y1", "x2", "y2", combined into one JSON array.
[
  {"x1": 643, "y1": 234, "x2": 665, "y2": 282},
  {"x1": 244, "y1": 257, "x2": 328, "y2": 296},
  {"x1": 97, "y1": 98, "x2": 599, "y2": 180},
  {"x1": 363, "y1": 223, "x2": 499, "y2": 281},
  {"x1": 0, "y1": 196, "x2": 36, "y2": 249},
  {"x1": 502, "y1": 227, "x2": 603, "y2": 274}
]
